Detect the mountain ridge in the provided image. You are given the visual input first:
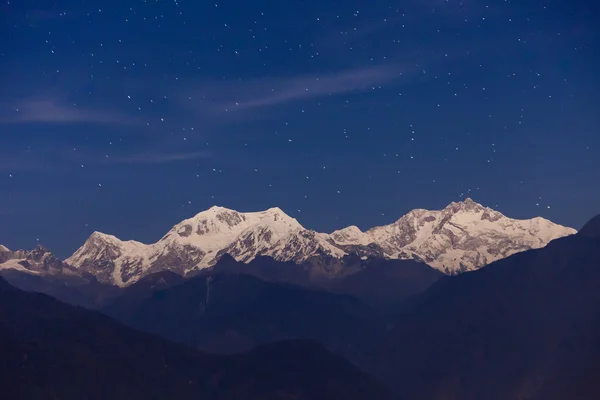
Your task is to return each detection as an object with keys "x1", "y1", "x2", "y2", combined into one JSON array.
[{"x1": 2, "y1": 198, "x2": 576, "y2": 286}]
